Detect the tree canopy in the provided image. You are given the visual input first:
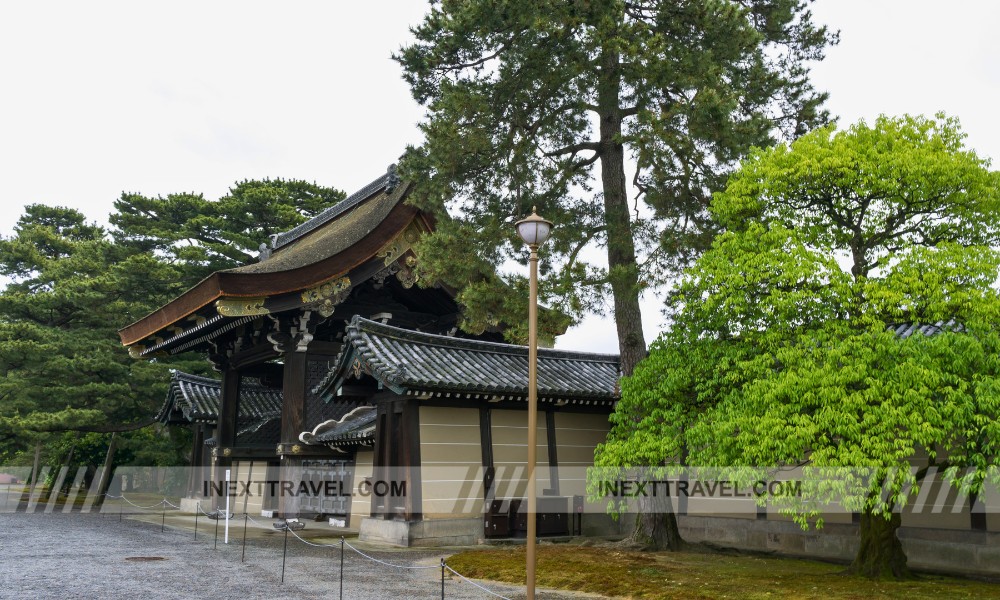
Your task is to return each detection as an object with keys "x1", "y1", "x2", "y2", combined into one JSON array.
[
  {"x1": 111, "y1": 178, "x2": 343, "y2": 286},
  {"x1": 597, "y1": 114, "x2": 1000, "y2": 577},
  {"x1": 396, "y1": 0, "x2": 836, "y2": 372},
  {"x1": 0, "y1": 179, "x2": 345, "y2": 467},
  {"x1": 0, "y1": 205, "x2": 192, "y2": 463}
]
